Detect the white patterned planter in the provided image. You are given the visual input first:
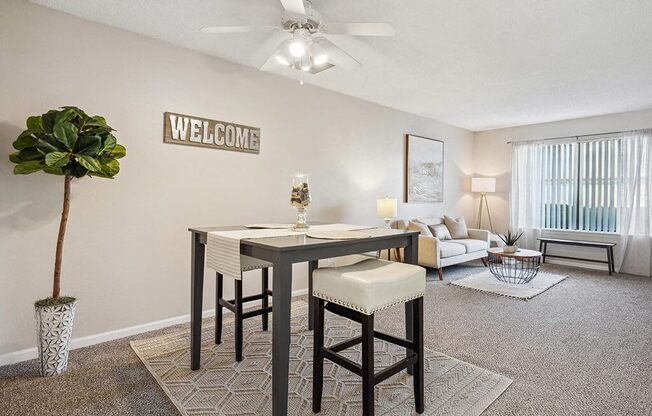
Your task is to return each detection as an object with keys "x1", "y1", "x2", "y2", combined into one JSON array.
[{"x1": 35, "y1": 300, "x2": 76, "y2": 377}]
